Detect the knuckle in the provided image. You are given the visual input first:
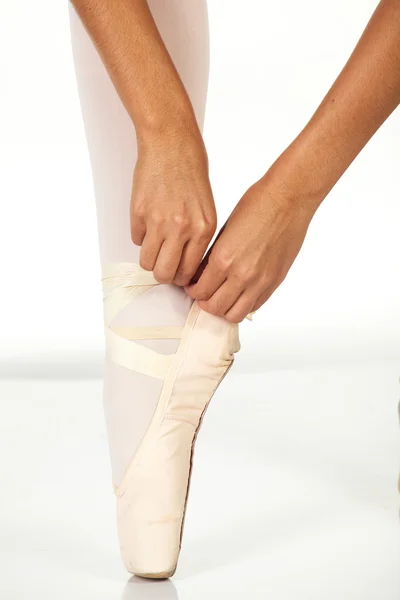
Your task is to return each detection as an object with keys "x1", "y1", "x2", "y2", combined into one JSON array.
[
  {"x1": 198, "y1": 300, "x2": 217, "y2": 316},
  {"x1": 151, "y1": 211, "x2": 164, "y2": 227},
  {"x1": 232, "y1": 263, "x2": 258, "y2": 285},
  {"x1": 174, "y1": 271, "x2": 193, "y2": 286},
  {"x1": 133, "y1": 203, "x2": 145, "y2": 220},
  {"x1": 139, "y1": 255, "x2": 153, "y2": 271},
  {"x1": 210, "y1": 248, "x2": 232, "y2": 273},
  {"x1": 213, "y1": 305, "x2": 226, "y2": 317},
  {"x1": 193, "y1": 287, "x2": 211, "y2": 301},
  {"x1": 205, "y1": 299, "x2": 224, "y2": 317},
  {"x1": 195, "y1": 218, "x2": 216, "y2": 241},
  {"x1": 171, "y1": 213, "x2": 190, "y2": 233},
  {"x1": 225, "y1": 311, "x2": 242, "y2": 324},
  {"x1": 130, "y1": 221, "x2": 144, "y2": 243},
  {"x1": 153, "y1": 267, "x2": 174, "y2": 284},
  {"x1": 131, "y1": 230, "x2": 142, "y2": 245}
]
